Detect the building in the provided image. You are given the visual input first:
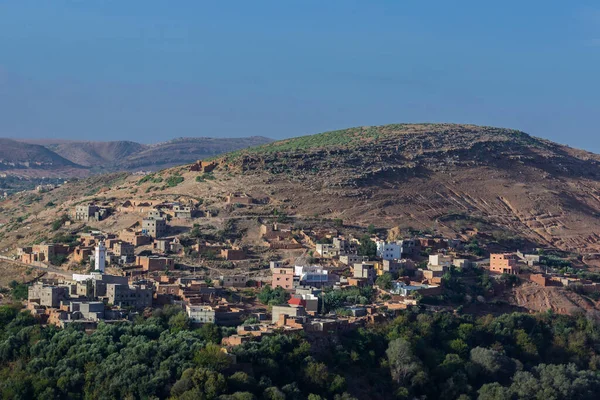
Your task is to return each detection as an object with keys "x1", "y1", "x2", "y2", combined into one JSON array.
[
  {"x1": 221, "y1": 249, "x2": 245, "y2": 261},
  {"x1": 376, "y1": 241, "x2": 401, "y2": 260},
  {"x1": 398, "y1": 239, "x2": 420, "y2": 256},
  {"x1": 289, "y1": 293, "x2": 318, "y2": 313},
  {"x1": 453, "y1": 259, "x2": 474, "y2": 269},
  {"x1": 75, "y1": 205, "x2": 108, "y2": 222},
  {"x1": 333, "y1": 237, "x2": 356, "y2": 254},
  {"x1": 429, "y1": 254, "x2": 453, "y2": 269},
  {"x1": 260, "y1": 223, "x2": 293, "y2": 240},
  {"x1": 272, "y1": 266, "x2": 294, "y2": 290},
  {"x1": 295, "y1": 265, "x2": 335, "y2": 288},
  {"x1": 20, "y1": 243, "x2": 70, "y2": 264},
  {"x1": 113, "y1": 242, "x2": 135, "y2": 263},
  {"x1": 376, "y1": 259, "x2": 412, "y2": 276},
  {"x1": 221, "y1": 275, "x2": 248, "y2": 288},
  {"x1": 70, "y1": 301, "x2": 105, "y2": 320},
  {"x1": 147, "y1": 210, "x2": 164, "y2": 220},
  {"x1": 315, "y1": 243, "x2": 340, "y2": 258},
  {"x1": 189, "y1": 160, "x2": 217, "y2": 173},
  {"x1": 226, "y1": 193, "x2": 254, "y2": 205},
  {"x1": 73, "y1": 246, "x2": 94, "y2": 263},
  {"x1": 186, "y1": 304, "x2": 216, "y2": 324},
  {"x1": 173, "y1": 204, "x2": 192, "y2": 219},
  {"x1": 517, "y1": 251, "x2": 542, "y2": 266},
  {"x1": 142, "y1": 217, "x2": 167, "y2": 238},
  {"x1": 271, "y1": 305, "x2": 306, "y2": 324},
  {"x1": 94, "y1": 242, "x2": 106, "y2": 272},
  {"x1": 339, "y1": 254, "x2": 369, "y2": 266},
  {"x1": 136, "y1": 255, "x2": 175, "y2": 272},
  {"x1": 119, "y1": 229, "x2": 152, "y2": 247},
  {"x1": 106, "y1": 284, "x2": 153, "y2": 309},
  {"x1": 72, "y1": 273, "x2": 129, "y2": 298},
  {"x1": 153, "y1": 238, "x2": 172, "y2": 253},
  {"x1": 353, "y1": 262, "x2": 377, "y2": 284},
  {"x1": 422, "y1": 269, "x2": 444, "y2": 281},
  {"x1": 490, "y1": 253, "x2": 520, "y2": 275},
  {"x1": 530, "y1": 273, "x2": 551, "y2": 287},
  {"x1": 28, "y1": 283, "x2": 68, "y2": 308},
  {"x1": 186, "y1": 304, "x2": 243, "y2": 326},
  {"x1": 153, "y1": 238, "x2": 185, "y2": 254},
  {"x1": 391, "y1": 282, "x2": 441, "y2": 297}
]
